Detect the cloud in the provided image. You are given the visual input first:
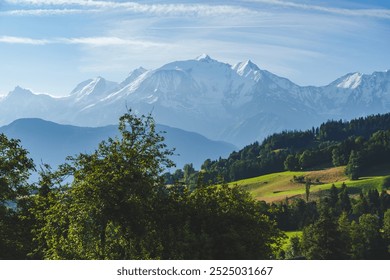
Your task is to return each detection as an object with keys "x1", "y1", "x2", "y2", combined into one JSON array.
[
  {"x1": 0, "y1": 35, "x2": 168, "y2": 47},
  {"x1": 6, "y1": 0, "x2": 389, "y2": 20},
  {"x1": 0, "y1": 36, "x2": 50, "y2": 45},
  {"x1": 245, "y1": 0, "x2": 390, "y2": 19},
  {"x1": 60, "y1": 37, "x2": 168, "y2": 48},
  {"x1": 5, "y1": 0, "x2": 259, "y2": 16},
  {"x1": 2, "y1": 8, "x2": 98, "y2": 16}
]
